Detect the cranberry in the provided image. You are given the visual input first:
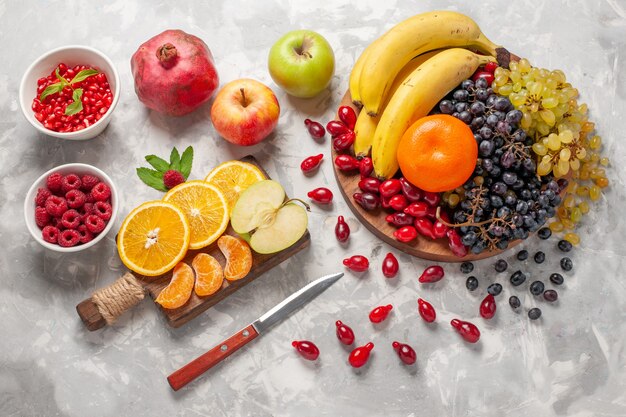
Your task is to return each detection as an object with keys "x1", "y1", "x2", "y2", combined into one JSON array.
[
  {"x1": 379, "y1": 179, "x2": 402, "y2": 198},
  {"x1": 304, "y1": 118, "x2": 325, "y2": 139},
  {"x1": 399, "y1": 177, "x2": 422, "y2": 202},
  {"x1": 404, "y1": 202, "x2": 429, "y2": 218},
  {"x1": 343, "y1": 255, "x2": 369, "y2": 272},
  {"x1": 349, "y1": 342, "x2": 374, "y2": 368},
  {"x1": 422, "y1": 191, "x2": 441, "y2": 207},
  {"x1": 393, "y1": 226, "x2": 417, "y2": 243},
  {"x1": 332, "y1": 131, "x2": 356, "y2": 152},
  {"x1": 484, "y1": 61, "x2": 498, "y2": 73},
  {"x1": 326, "y1": 120, "x2": 351, "y2": 137},
  {"x1": 432, "y1": 220, "x2": 448, "y2": 239},
  {"x1": 292, "y1": 340, "x2": 320, "y2": 361},
  {"x1": 392, "y1": 341, "x2": 416, "y2": 365},
  {"x1": 472, "y1": 71, "x2": 495, "y2": 85},
  {"x1": 338, "y1": 106, "x2": 357, "y2": 130},
  {"x1": 300, "y1": 154, "x2": 324, "y2": 173},
  {"x1": 358, "y1": 177, "x2": 380, "y2": 193},
  {"x1": 417, "y1": 298, "x2": 436, "y2": 322},
  {"x1": 353, "y1": 192, "x2": 379, "y2": 210},
  {"x1": 446, "y1": 229, "x2": 468, "y2": 258},
  {"x1": 359, "y1": 157, "x2": 373, "y2": 179},
  {"x1": 385, "y1": 212, "x2": 415, "y2": 227},
  {"x1": 450, "y1": 319, "x2": 481, "y2": 343},
  {"x1": 335, "y1": 320, "x2": 355, "y2": 345},
  {"x1": 480, "y1": 294, "x2": 497, "y2": 319},
  {"x1": 414, "y1": 218, "x2": 436, "y2": 239},
  {"x1": 307, "y1": 187, "x2": 333, "y2": 204},
  {"x1": 418, "y1": 265, "x2": 444, "y2": 283},
  {"x1": 334, "y1": 155, "x2": 360, "y2": 171},
  {"x1": 335, "y1": 215, "x2": 350, "y2": 243},
  {"x1": 388, "y1": 194, "x2": 408, "y2": 212},
  {"x1": 382, "y1": 253, "x2": 399, "y2": 278}
]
